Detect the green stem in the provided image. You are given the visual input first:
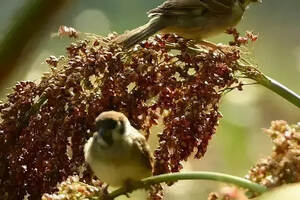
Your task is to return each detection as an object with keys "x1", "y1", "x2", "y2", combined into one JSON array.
[
  {"x1": 257, "y1": 75, "x2": 300, "y2": 108},
  {"x1": 237, "y1": 64, "x2": 300, "y2": 108},
  {"x1": 108, "y1": 171, "x2": 268, "y2": 199}
]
